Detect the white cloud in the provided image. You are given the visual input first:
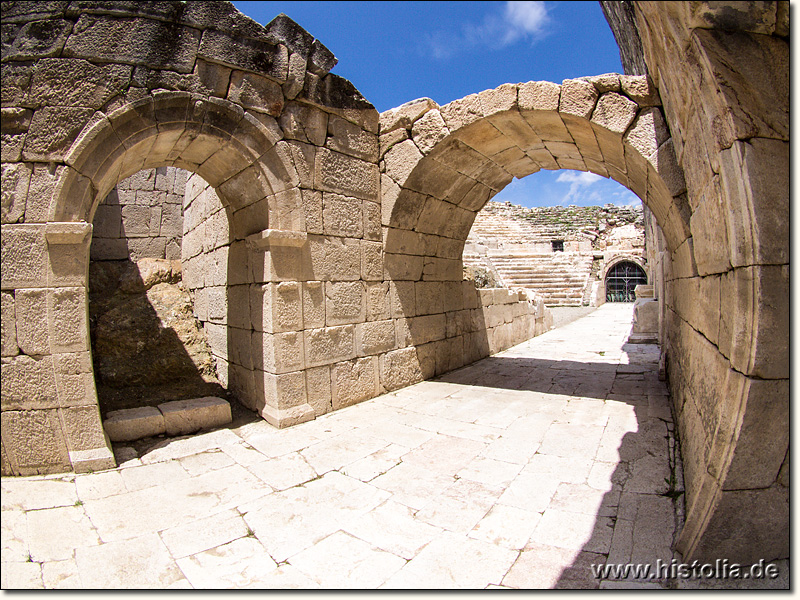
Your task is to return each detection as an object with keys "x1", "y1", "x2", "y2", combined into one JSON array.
[
  {"x1": 556, "y1": 171, "x2": 602, "y2": 185},
  {"x1": 503, "y1": 1, "x2": 549, "y2": 43},
  {"x1": 425, "y1": 1, "x2": 550, "y2": 59}
]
